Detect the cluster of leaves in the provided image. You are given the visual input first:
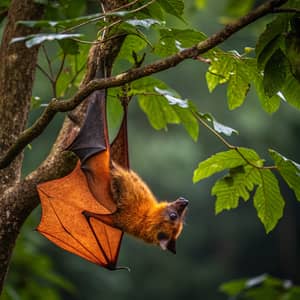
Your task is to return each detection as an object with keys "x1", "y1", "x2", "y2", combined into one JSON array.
[
  {"x1": 220, "y1": 274, "x2": 300, "y2": 300},
  {"x1": 193, "y1": 147, "x2": 300, "y2": 233}
]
